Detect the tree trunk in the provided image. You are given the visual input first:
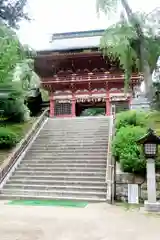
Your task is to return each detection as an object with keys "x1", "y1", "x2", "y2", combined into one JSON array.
[
  {"x1": 121, "y1": 0, "x2": 152, "y2": 96},
  {"x1": 121, "y1": 0, "x2": 133, "y2": 16}
]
